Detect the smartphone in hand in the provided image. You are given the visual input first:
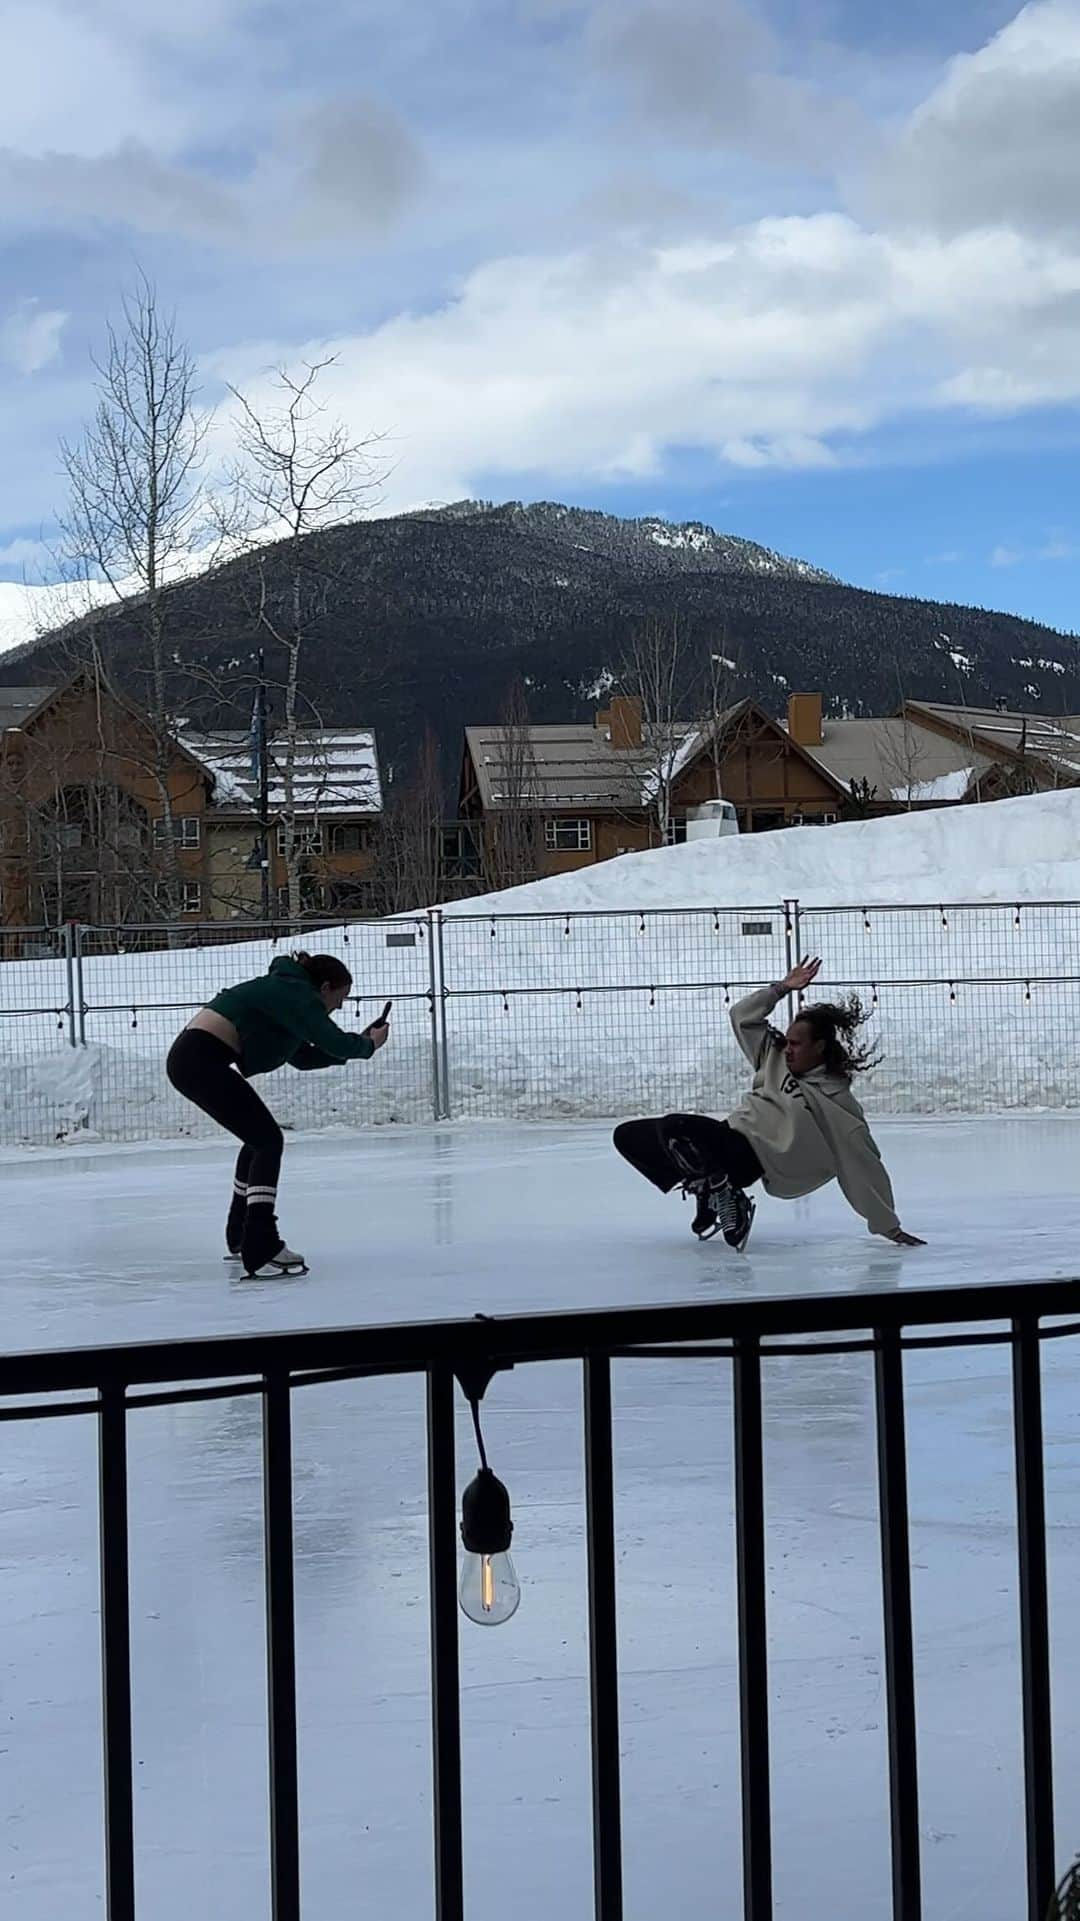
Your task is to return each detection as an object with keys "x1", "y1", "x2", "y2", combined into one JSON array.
[{"x1": 379, "y1": 1000, "x2": 392, "y2": 1025}]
